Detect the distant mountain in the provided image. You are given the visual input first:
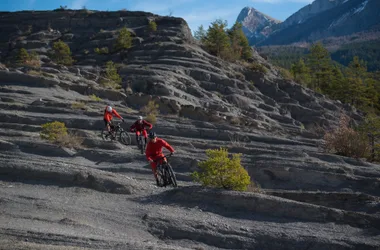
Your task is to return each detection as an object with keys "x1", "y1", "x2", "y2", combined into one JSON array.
[
  {"x1": 259, "y1": 0, "x2": 380, "y2": 46},
  {"x1": 279, "y1": 0, "x2": 350, "y2": 30},
  {"x1": 236, "y1": 7, "x2": 281, "y2": 45}
]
